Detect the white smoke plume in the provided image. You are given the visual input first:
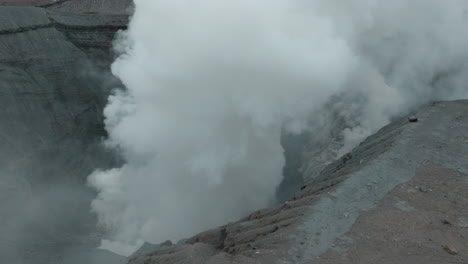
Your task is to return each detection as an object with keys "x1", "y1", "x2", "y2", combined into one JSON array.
[{"x1": 88, "y1": 0, "x2": 468, "y2": 255}]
